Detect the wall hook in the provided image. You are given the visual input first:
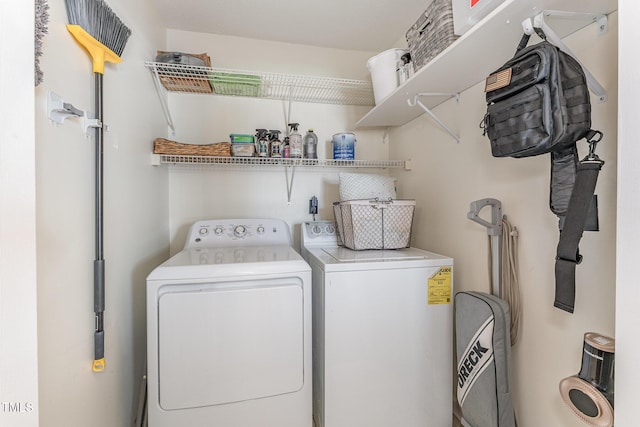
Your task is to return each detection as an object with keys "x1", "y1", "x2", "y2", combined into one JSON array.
[
  {"x1": 83, "y1": 113, "x2": 102, "y2": 135},
  {"x1": 48, "y1": 91, "x2": 102, "y2": 136},
  {"x1": 47, "y1": 91, "x2": 84, "y2": 124}
]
